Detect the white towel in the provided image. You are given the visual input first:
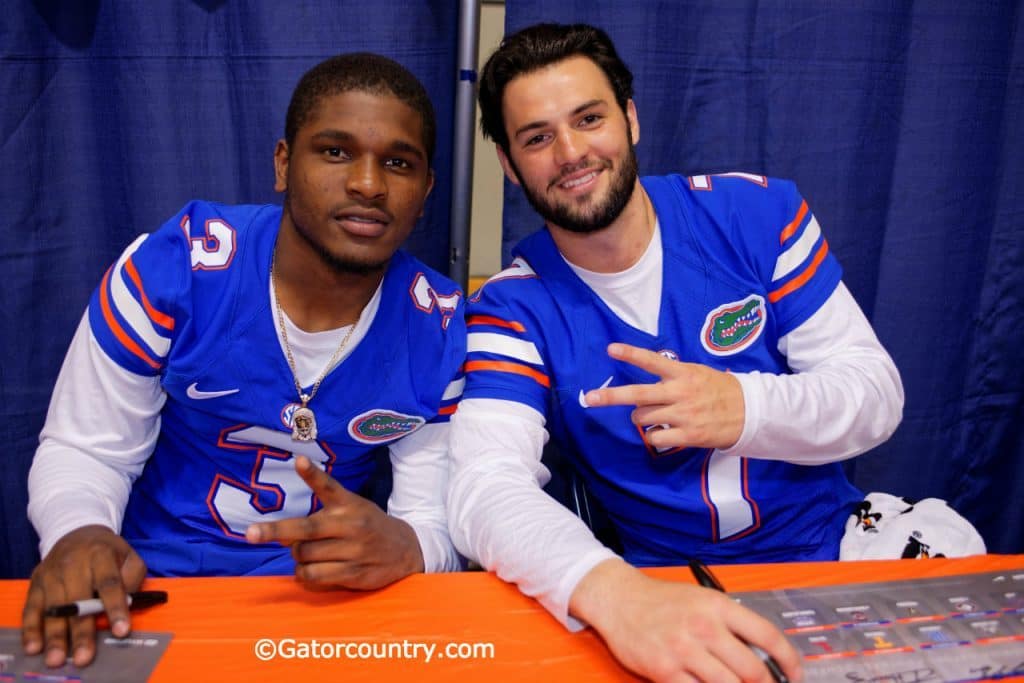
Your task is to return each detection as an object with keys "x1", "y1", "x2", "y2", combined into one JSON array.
[{"x1": 839, "y1": 492, "x2": 986, "y2": 560}]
